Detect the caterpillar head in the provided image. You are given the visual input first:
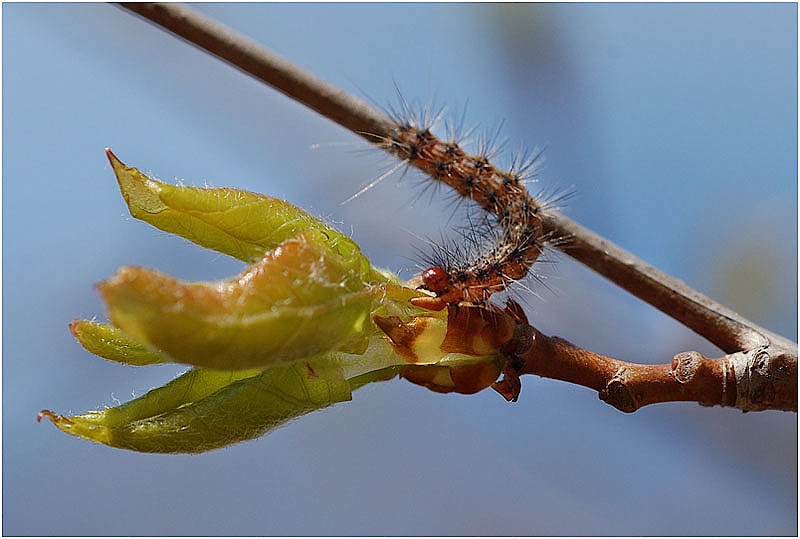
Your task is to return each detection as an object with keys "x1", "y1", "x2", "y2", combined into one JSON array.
[
  {"x1": 421, "y1": 266, "x2": 450, "y2": 295},
  {"x1": 407, "y1": 266, "x2": 451, "y2": 311}
]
